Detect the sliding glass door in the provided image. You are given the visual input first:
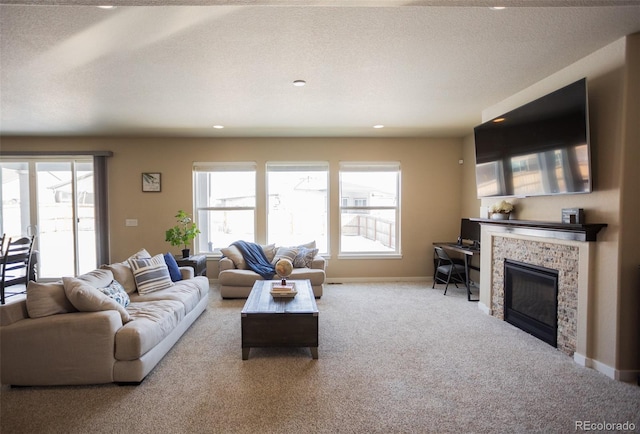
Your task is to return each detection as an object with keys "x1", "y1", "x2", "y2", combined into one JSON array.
[{"x1": 1, "y1": 158, "x2": 96, "y2": 279}]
